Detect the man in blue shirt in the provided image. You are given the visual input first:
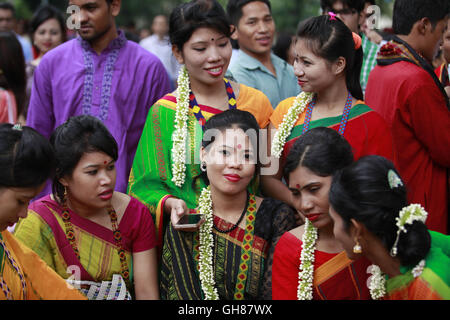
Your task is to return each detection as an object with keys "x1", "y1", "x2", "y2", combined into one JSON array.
[
  {"x1": 226, "y1": 0, "x2": 300, "y2": 109},
  {"x1": 0, "y1": 2, "x2": 32, "y2": 62}
]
